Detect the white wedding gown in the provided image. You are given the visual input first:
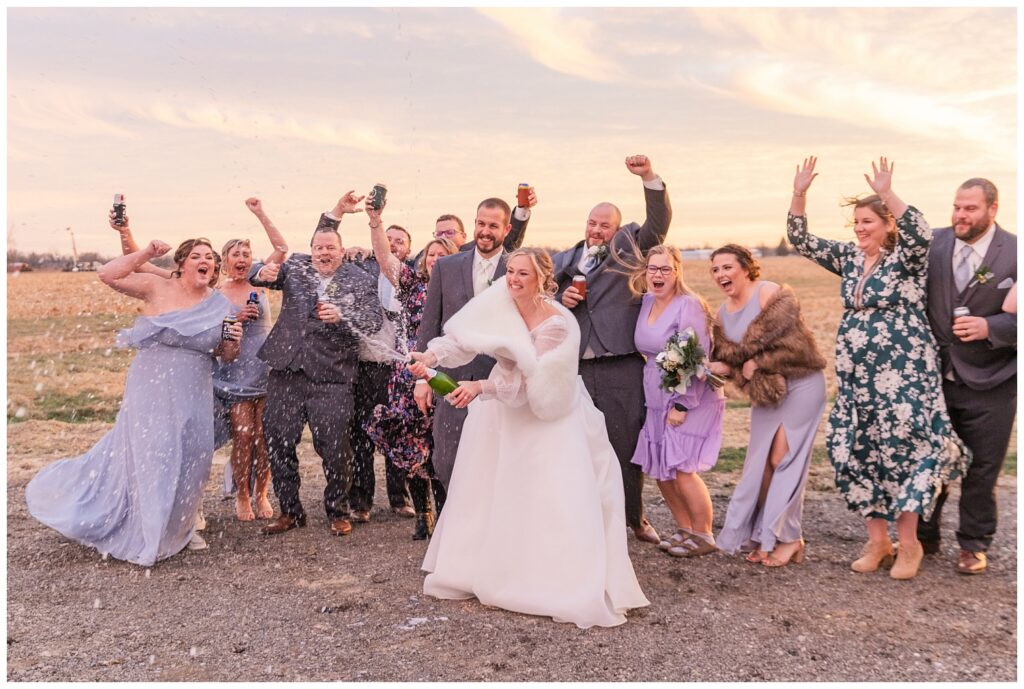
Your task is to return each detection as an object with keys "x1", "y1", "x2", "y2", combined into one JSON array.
[{"x1": 422, "y1": 310, "x2": 649, "y2": 629}]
